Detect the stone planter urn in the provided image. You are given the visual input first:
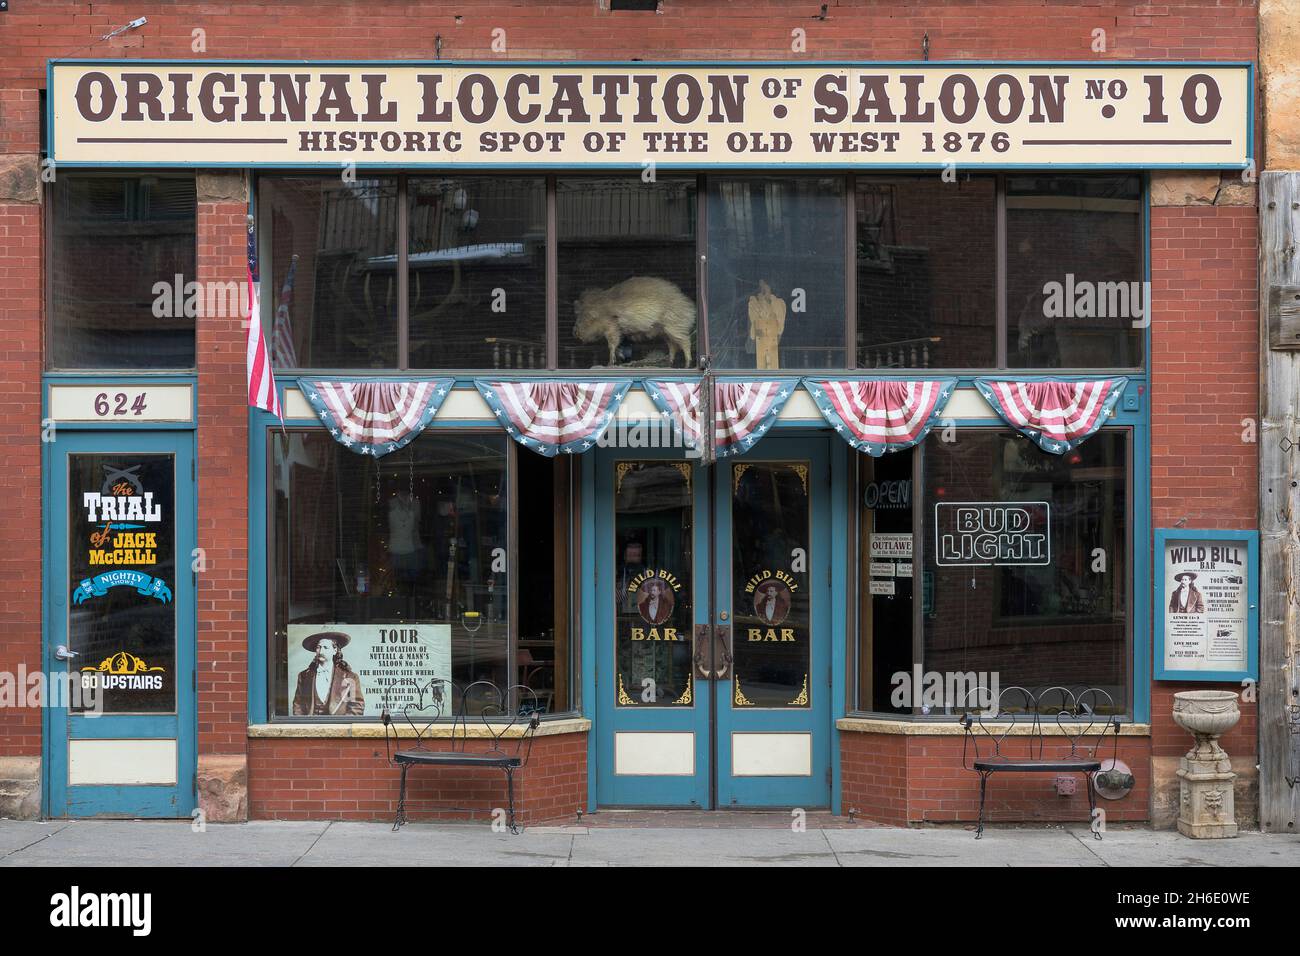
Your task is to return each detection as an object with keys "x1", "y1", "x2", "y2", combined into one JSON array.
[{"x1": 1171, "y1": 690, "x2": 1241, "y2": 838}]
